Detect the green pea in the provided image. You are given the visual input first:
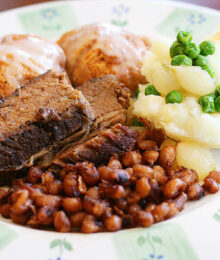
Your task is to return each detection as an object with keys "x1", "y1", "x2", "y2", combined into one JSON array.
[
  {"x1": 200, "y1": 41, "x2": 215, "y2": 56},
  {"x1": 177, "y1": 31, "x2": 192, "y2": 45},
  {"x1": 170, "y1": 41, "x2": 184, "y2": 58},
  {"x1": 198, "y1": 94, "x2": 215, "y2": 113},
  {"x1": 135, "y1": 88, "x2": 140, "y2": 98},
  {"x1": 215, "y1": 96, "x2": 220, "y2": 112},
  {"x1": 202, "y1": 65, "x2": 215, "y2": 78},
  {"x1": 184, "y1": 42, "x2": 200, "y2": 59},
  {"x1": 145, "y1": 84, "x2": 161, "y2": 96},
  {"x1": 171, "y1": 55, "x2": 192, "y2": 66},
  {"x1": 207, "y1": 93, "x2": 217, "y2": 100},
  {"x1": 132, "y1": 118, "x2": 145, "y2": 127},
  {"x1": 215, "y1": 85, "x2": 220, "y2": 96},
  {"x1": 193, "y1": 55, "x2": 208, "y2": 67},
  {"x1": 165, "y1": 90, "x2": 183, "y2": 104}
]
